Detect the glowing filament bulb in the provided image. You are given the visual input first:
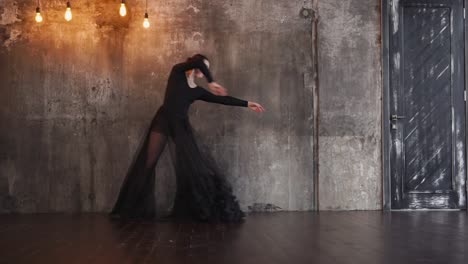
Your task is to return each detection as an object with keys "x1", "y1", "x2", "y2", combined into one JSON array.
[
  {"x1": 119, "y1": 2, "x2": 127, "y2": 17},
  {"x1": 143, "y1": 13, "x2": 150, "y2": 28},
  {"x1": 35, "y1": 7, "x2": 43, "y2": 23},
  {"x1": 64, "y1": 2, "x2": 72, "y2": 21}
]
